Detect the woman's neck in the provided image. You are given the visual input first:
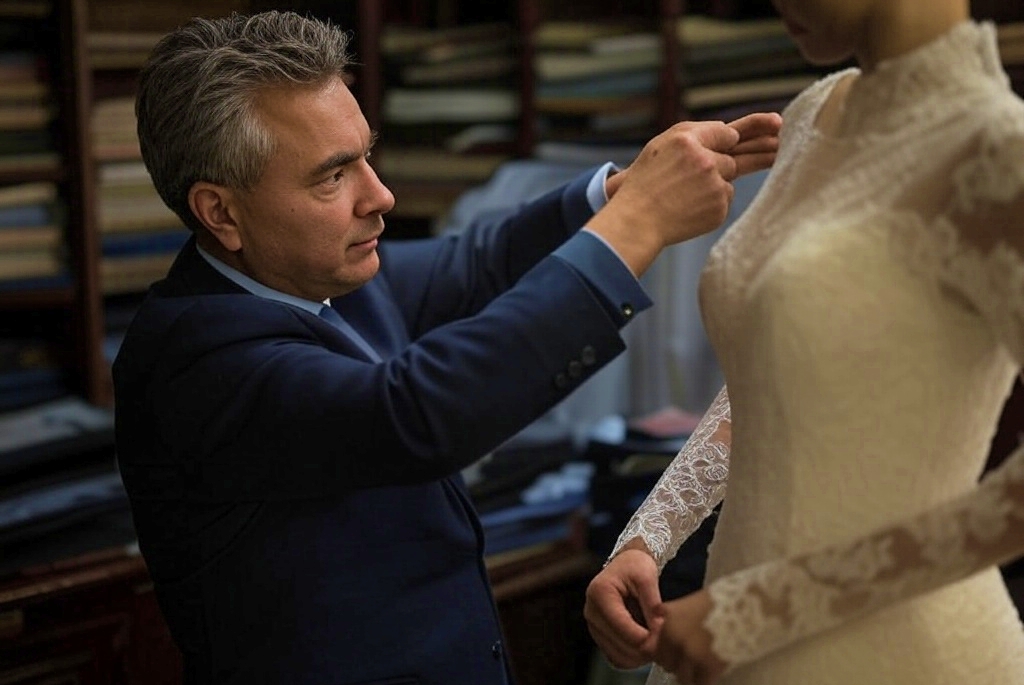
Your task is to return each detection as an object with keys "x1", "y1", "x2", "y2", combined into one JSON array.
[{"x1": 856, "y1": 1, "x2": 969, "y2": 72}]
